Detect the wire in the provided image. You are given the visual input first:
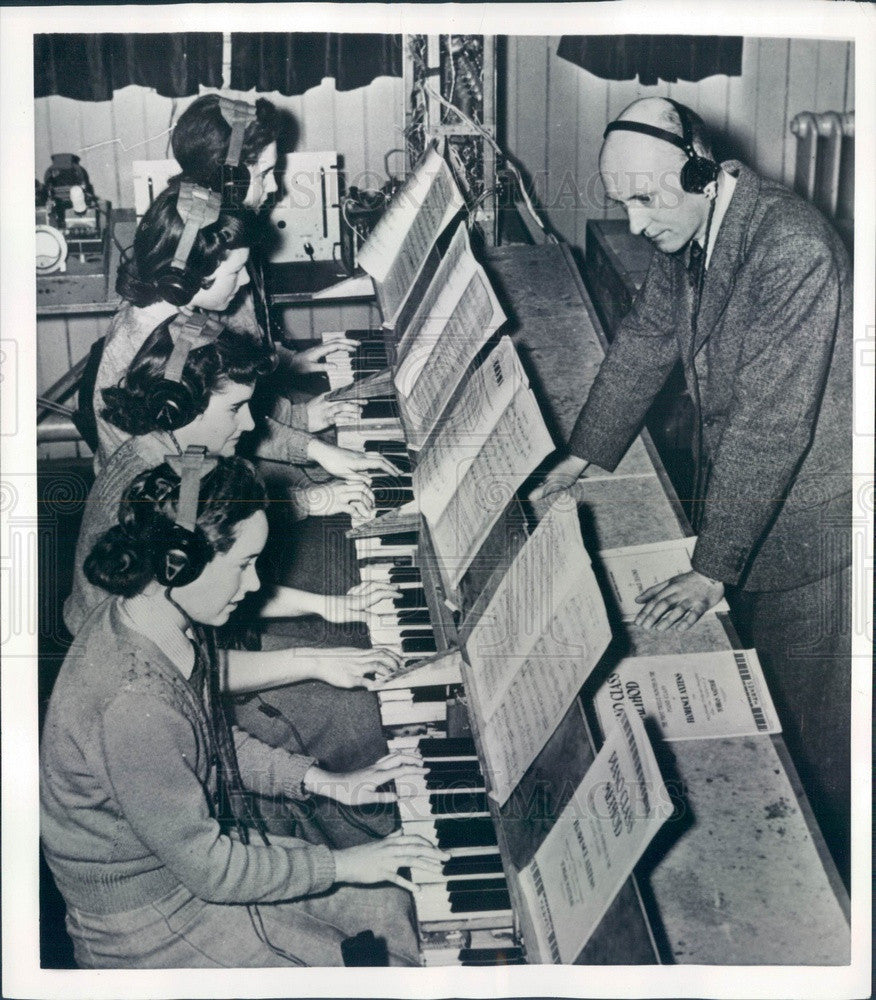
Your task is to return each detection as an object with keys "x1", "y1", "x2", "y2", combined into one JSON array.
[{"x1": 421, "y1": 82, "x2": 555, "y2": 243}]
